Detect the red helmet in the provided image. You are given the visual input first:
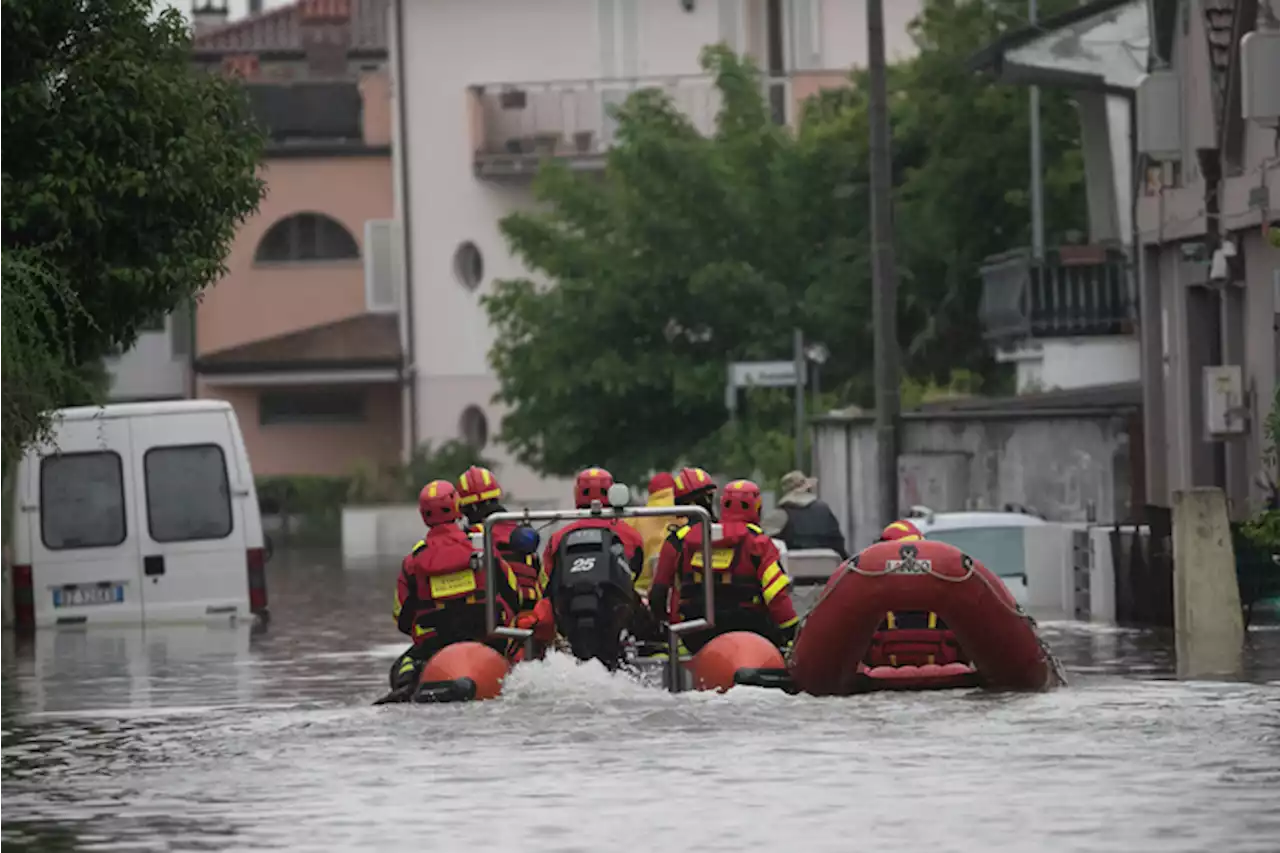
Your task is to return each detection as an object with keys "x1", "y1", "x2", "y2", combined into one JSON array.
[
  {"x1": 673, "y1": 467, "x2": 716, "y2": 501},
  {"x1": 419, "y1": 480, "x2": 462, "y2": 526},
  {"x1": 457, "y1": 465, "x2": 502, "y2": 507},
  {"x1": 574, "y1": 467, "x2": 615, "y2": 508},
  {"x1": 880, "y1": 519, "x2": 922, "y2": 542},
  {"x1": 720, "y1": 479, "x2": 762, "y2": 524}
]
